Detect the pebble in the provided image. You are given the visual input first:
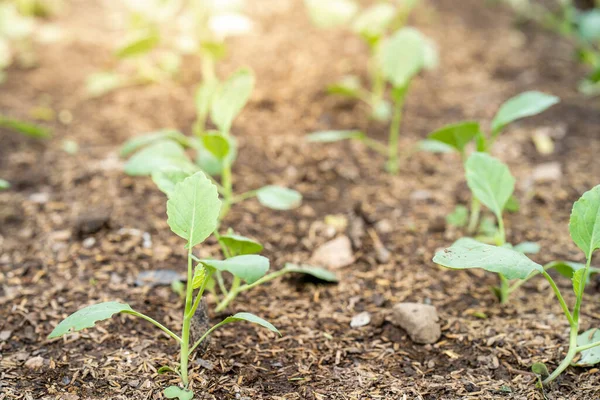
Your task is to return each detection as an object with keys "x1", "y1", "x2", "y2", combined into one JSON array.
[
  {"x1": 410, "y1": 190, "x2": 432, "y2": 201},
  {"x1": 0, "y1": 330, "x2": 12, "y2": 341},
  {"x1": 350, "y1": 312, "x2": 371, "y2": 328},
  {"x1": 390, "y1": 302, "x2": 442, "y2": 344},
  {"x1": 82, "y1": 237, "x2": 96, "y2": 248},
  {"x1": 310, "y1": 235, "x2": 354, "y2": 269},
  {"x1": 25, "y1": 356, "x2": 45, "y2": 370},
  {"x1": 29, "y1": 192, "x2": 50, "y2": 204},
  {"x1": 532, "y1": 162, "x2": 562, "y2": 182},
  {"x1": 135, "y1": 270, "x2": 185, "y2": 287}
]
